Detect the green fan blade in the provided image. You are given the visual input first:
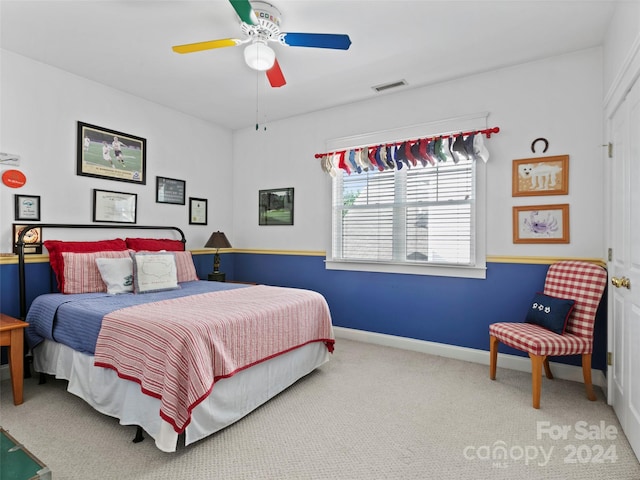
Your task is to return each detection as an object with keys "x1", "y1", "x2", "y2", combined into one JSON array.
[{"x1": 229, "y1": 0, "x2": 257, "y2": 25}]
